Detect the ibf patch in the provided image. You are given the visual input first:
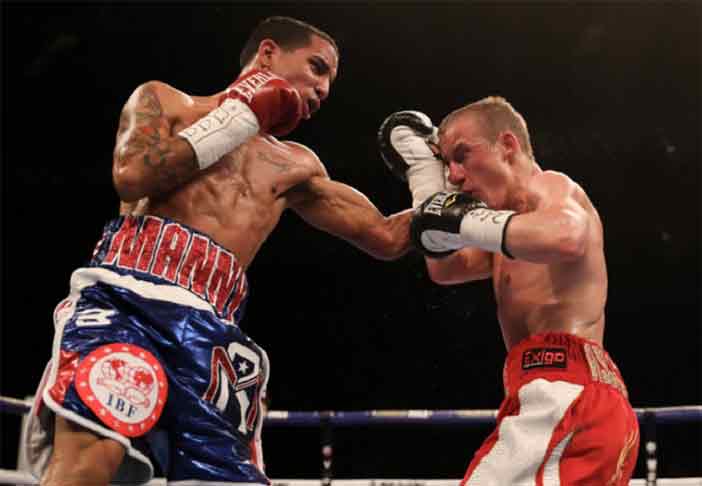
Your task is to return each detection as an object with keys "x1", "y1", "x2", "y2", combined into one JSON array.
[
  {"x1": 521, "y1": 347, "x2": 568, "y2": 370},
  {"x1": 75, "y1": 343, "x2": 168, "y2": 437}
]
